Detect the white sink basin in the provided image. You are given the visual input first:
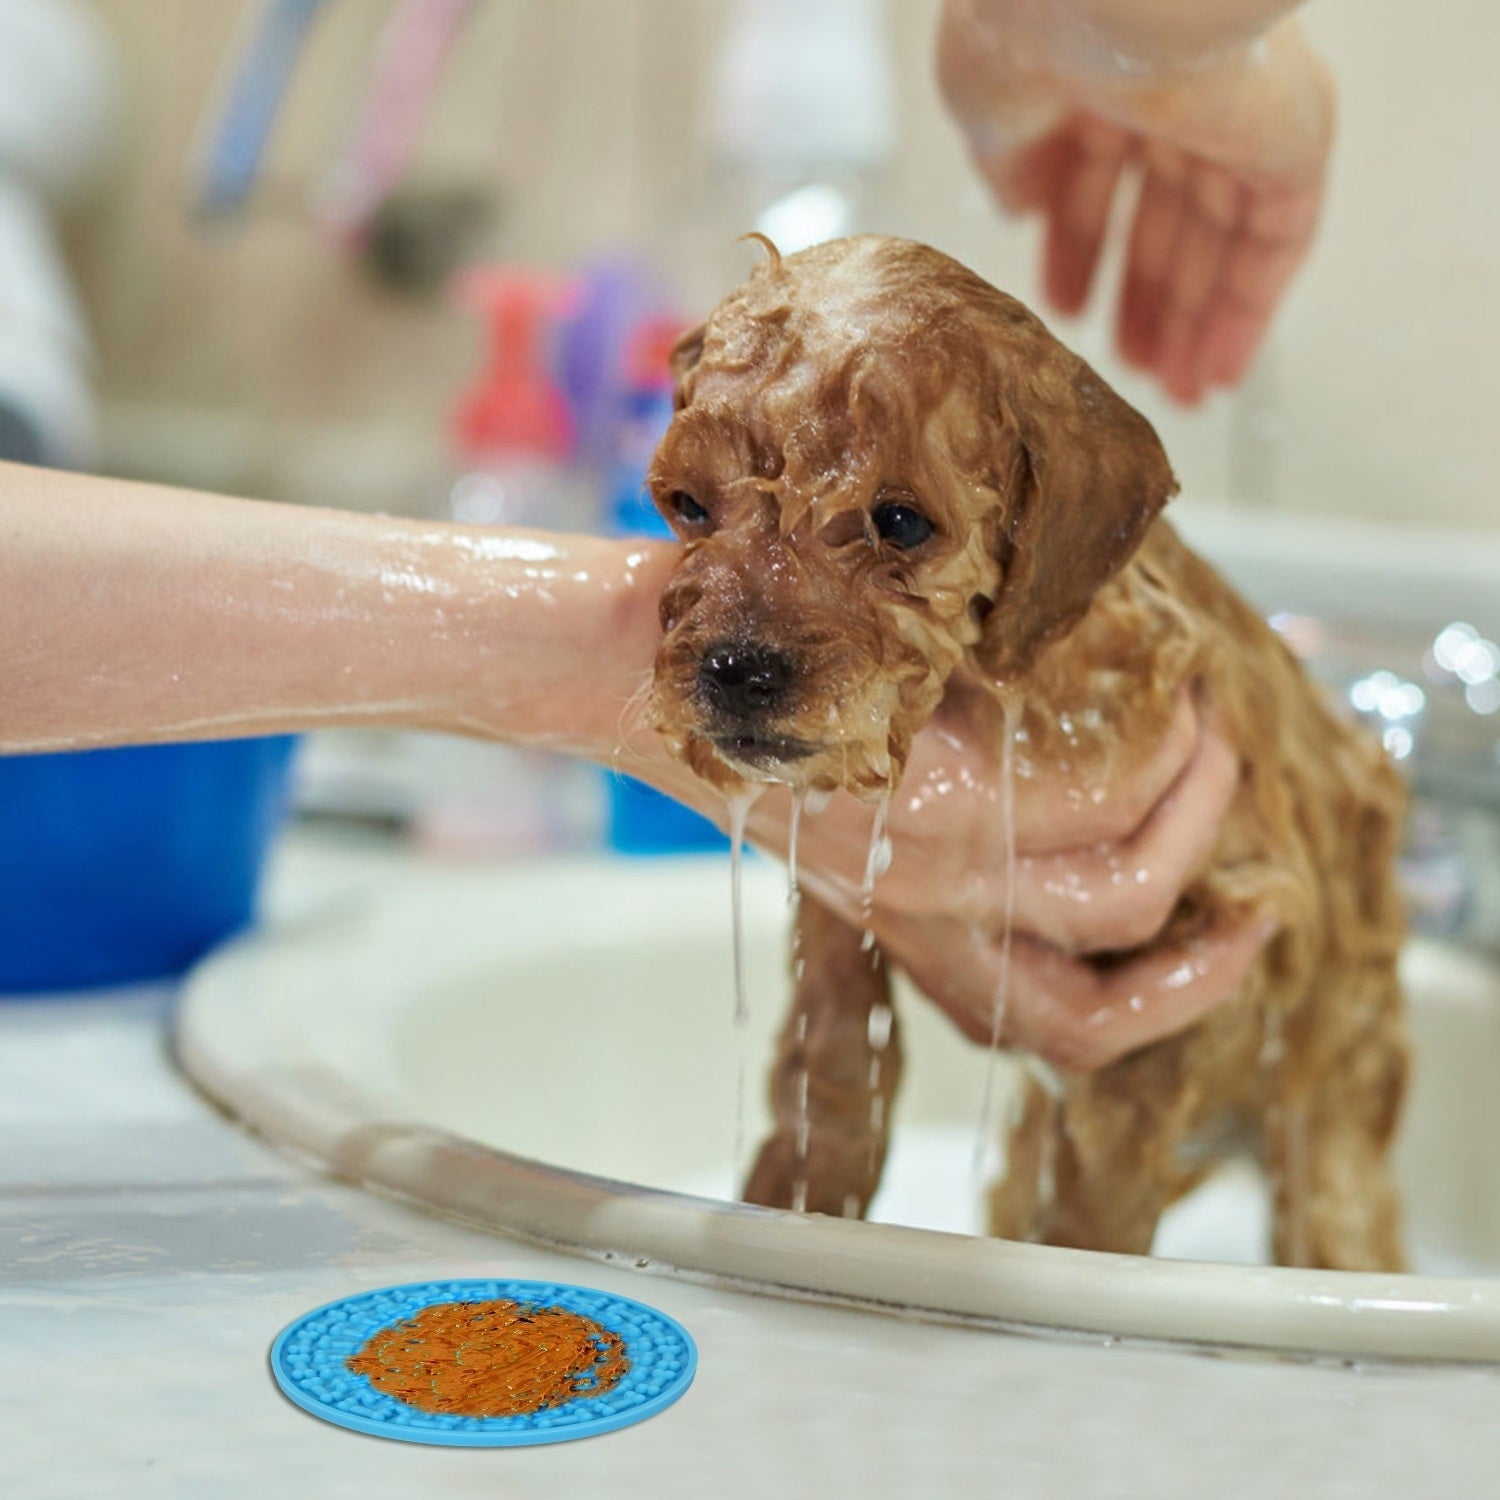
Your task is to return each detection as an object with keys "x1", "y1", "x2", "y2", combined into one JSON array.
[{"x1": 178, "y1": 852, "x2": 1500, "y2": 1363}]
